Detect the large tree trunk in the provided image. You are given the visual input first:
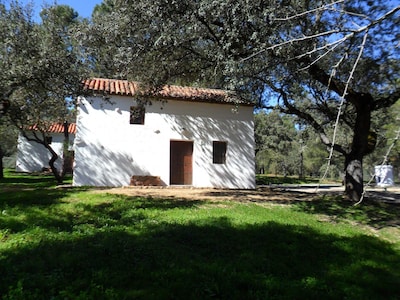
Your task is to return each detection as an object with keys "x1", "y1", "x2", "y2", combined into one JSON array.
[
  {"x1": 343, "y1": 94, "x2": 374, "y2": 201},
  {"x1": 344, "y1": 153, "x2": 364, "y2": 202}
]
